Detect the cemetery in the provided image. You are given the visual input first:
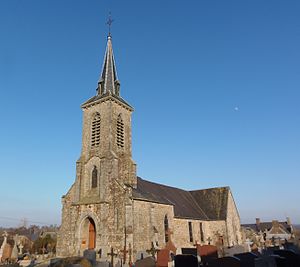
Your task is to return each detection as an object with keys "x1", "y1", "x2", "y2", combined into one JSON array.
[{"x1": 1, "y1": 227, "x2": 300, "y2": 267}]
